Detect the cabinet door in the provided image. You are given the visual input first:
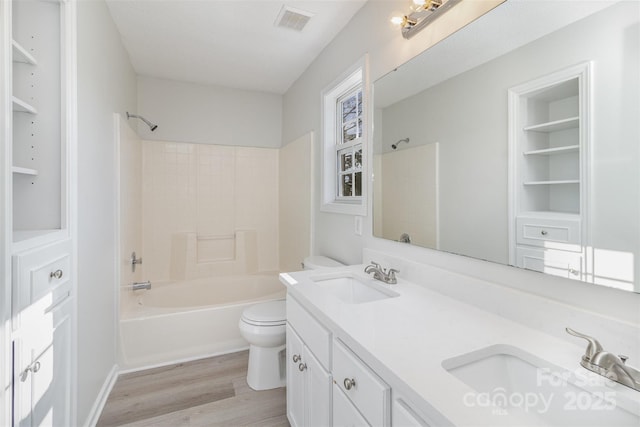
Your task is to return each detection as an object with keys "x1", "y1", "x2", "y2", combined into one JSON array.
[
  {"x1": 305, "y1": 347, "x2": 332, "y2": 427},
  {"x1": 286, "y1": 325, "x2": 305, "y2": 427},
  {"x1": 13, "y1": 298, "x2": 71, "y2": 427},
  {"x1": 333, "y1": 384, "x2": 369, "y2": 427}
]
